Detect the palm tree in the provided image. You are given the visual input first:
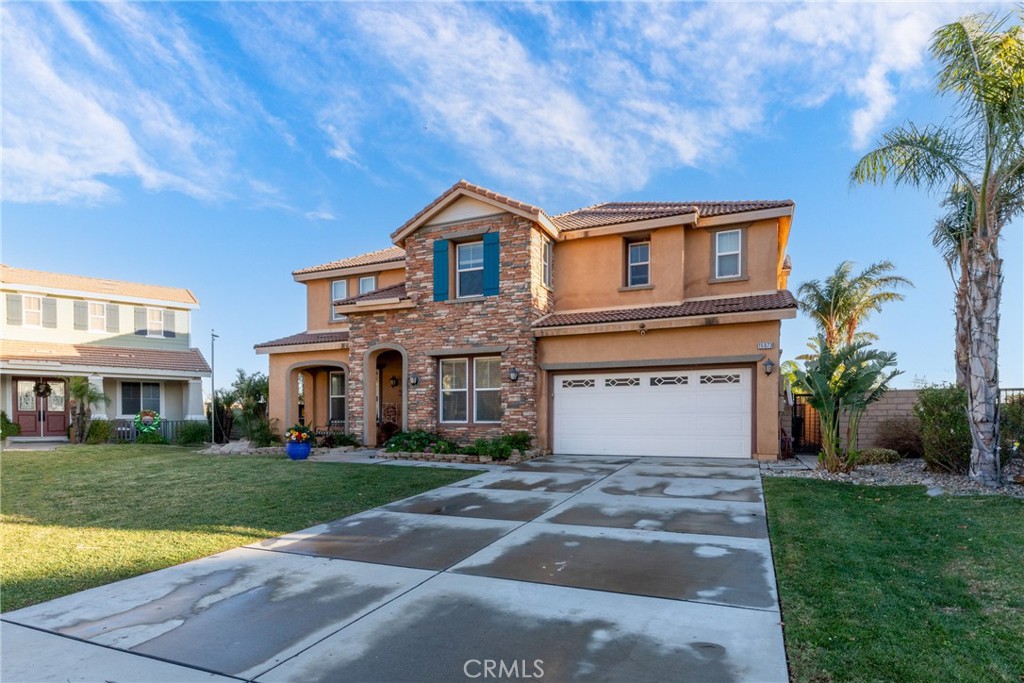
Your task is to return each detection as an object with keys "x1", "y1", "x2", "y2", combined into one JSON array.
[
  {"x1": 851, "y1": 13, "x2": 1023, "y2": 486},
  {"x1": 796, "y1": 260, "x2": 912, "y2": 352},
  {"x1": 68, "y1": 376, "x2": 110, "y2": 444},
  {"x1": 932, "y1": 185, "x2": 975, "y2": 387}
]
